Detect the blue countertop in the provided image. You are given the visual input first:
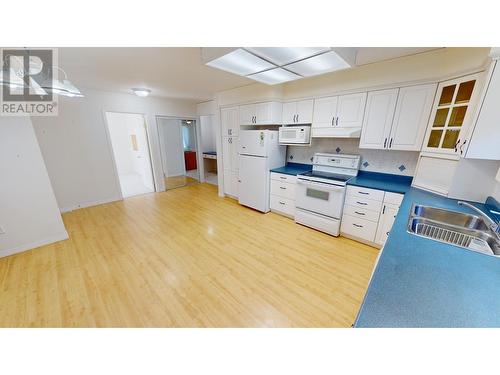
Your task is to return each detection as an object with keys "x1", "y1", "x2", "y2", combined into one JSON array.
[
  {"x1": 347, "y1": 171, "x2": 413, "y2": 194},
  {"x1": 270, "y1": 162, "x2": 312, "y2": 176},
  {"x1": 355, "y1": 187, "x2": 500, "y2": 327}
]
